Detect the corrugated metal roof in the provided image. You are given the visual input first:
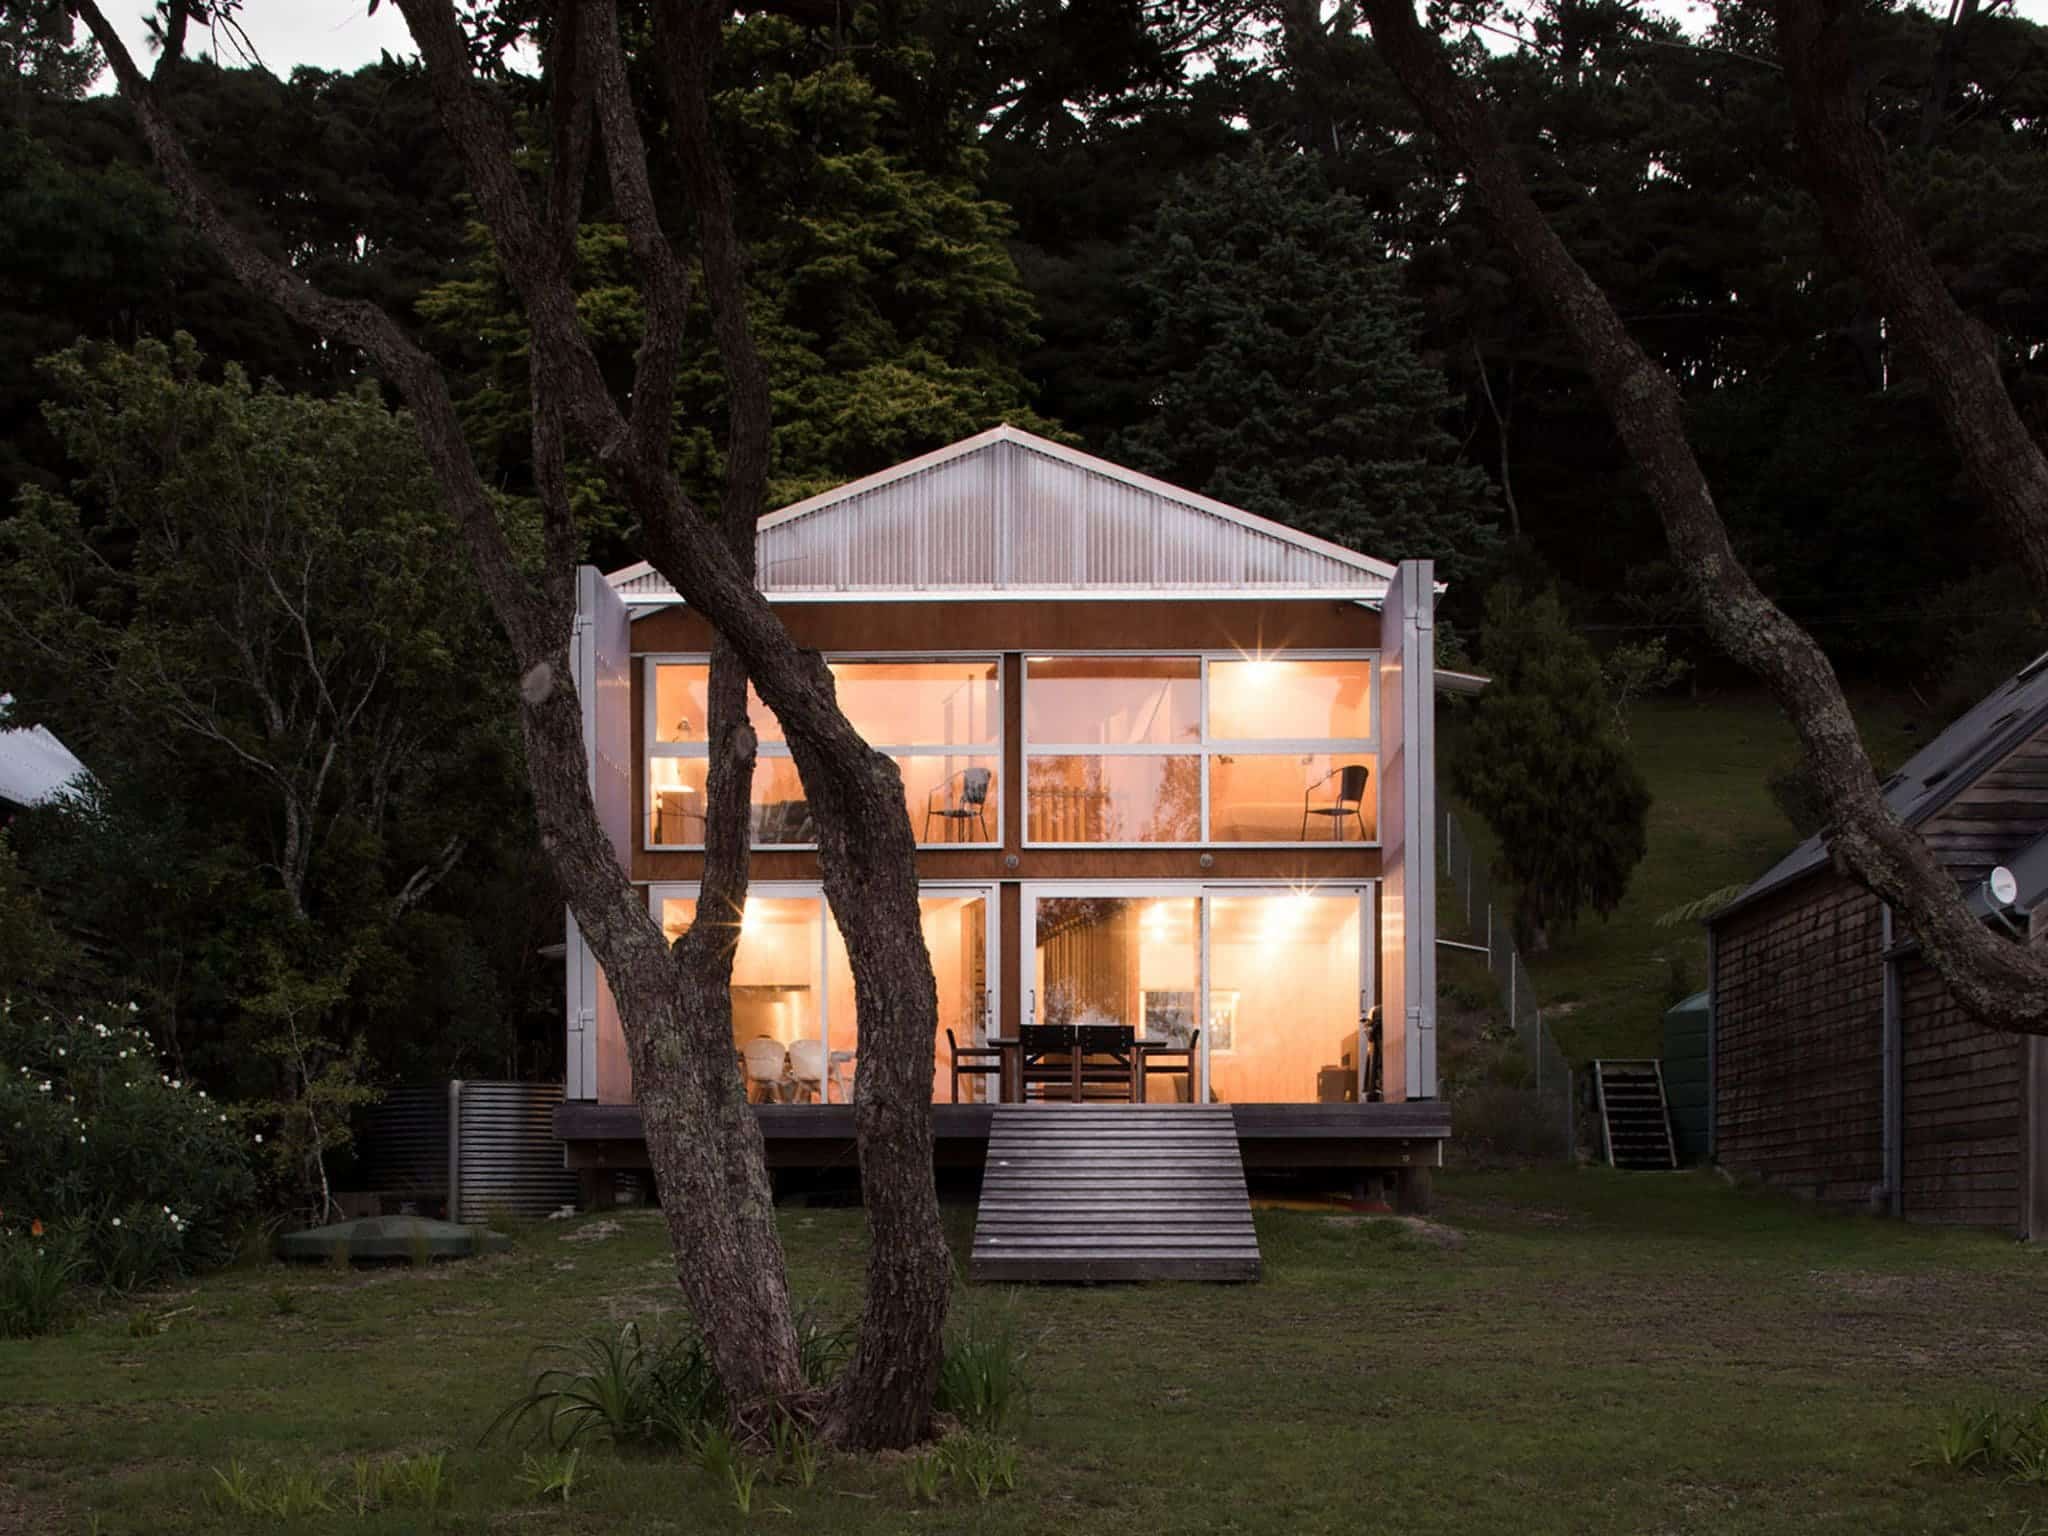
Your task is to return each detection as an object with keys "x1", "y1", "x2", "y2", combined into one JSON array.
[
  {"x1": 1712, "y1": 652, "x2": 2048, "y2": 925},
  {"x1": 0, "y1": 699, "x2": 88, "y2": 809},
  {"x1": 609, "y1": 425, "x2": 1396, "y2": 603}
]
